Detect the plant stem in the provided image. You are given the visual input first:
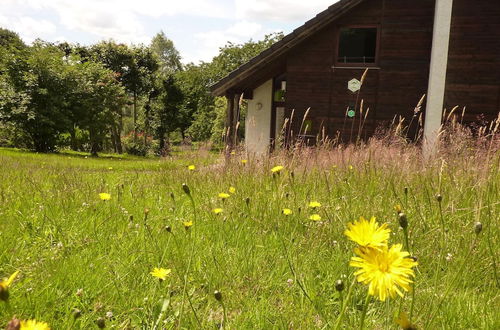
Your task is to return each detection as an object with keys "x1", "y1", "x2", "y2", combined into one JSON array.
[
  {"x1": 359, "y1": 291, "x2": 371, "y2": 330},
  {"x1": 334, "y1": 278, "x2": 356, "y2": 330}
]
